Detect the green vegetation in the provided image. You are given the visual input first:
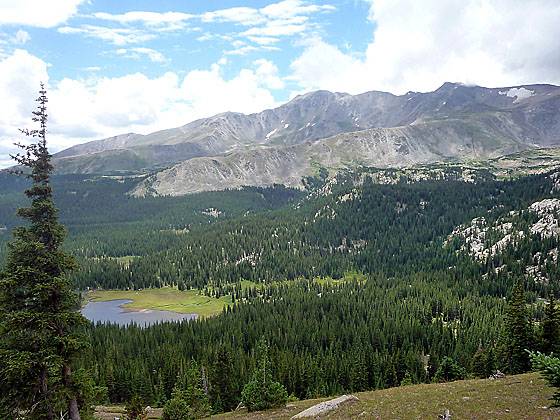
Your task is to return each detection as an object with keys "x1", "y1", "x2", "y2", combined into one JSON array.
[
  {"x1": 0, "y1": 85, "x2": 87, "y2": 419},
  {"x1": 86, "y1": 288, "x2": 231, "y2": 318},
  {"x1": 78, "y1": 277, "x2": 506, "y2": 407},
  {"x1": 241, "y1": 338, "x2": 288, "y2": 412},
  {"x1": 214, "y1": 373, "x2": 559, "y2": 419},
  {"x1": 540, "y1": 295, "x2": 560, "y2": 354},
  {"x1": 500, "y1": 280, "x2": 532, "y2": 373},
  {"x1": 530, "y1": 352, "x2": 560, "y2": 407},
  {"x1": 162, "y1": 360, "x2": 211, "y2": 419},
  {"x1": 2, "y1": 121, "x2": 560, "y2": 418},
  {"x1": 95, "y1": 373, "x2": 560, "y2": 419}
]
